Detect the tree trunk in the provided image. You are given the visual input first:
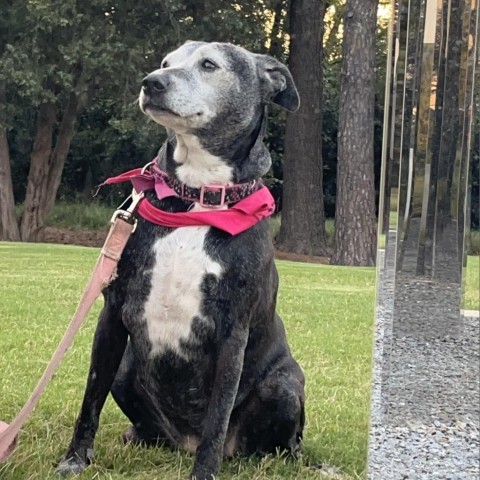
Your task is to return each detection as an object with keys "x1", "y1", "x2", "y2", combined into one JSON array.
[
  {"x1": 0, "y1": 127, "x2": 20, "y2": 241},
  {"x1": 332, "y1": 0, "x2": 378, "y2": 266},
  {"x1": 20, "y1": 102, "x2": 57, "y2": 242},
  {"x1": 276, "y1": 0, "x2": 328, "y2": 256},
  {"x1": 44, "y1": 92, "x2": 80, "y2": 217},
  {"x1": 20, "y1": 88, "x2": 83, "y2": 242}
]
